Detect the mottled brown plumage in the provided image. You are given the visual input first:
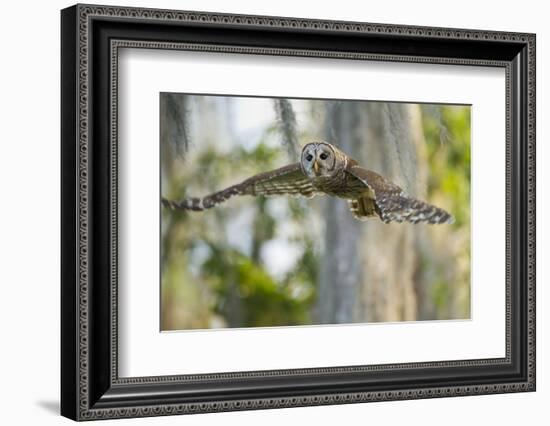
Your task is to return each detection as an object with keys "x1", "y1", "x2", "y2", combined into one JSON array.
[{"x1": 162, "y1": 141, "x2": 454, "y2": 225}]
